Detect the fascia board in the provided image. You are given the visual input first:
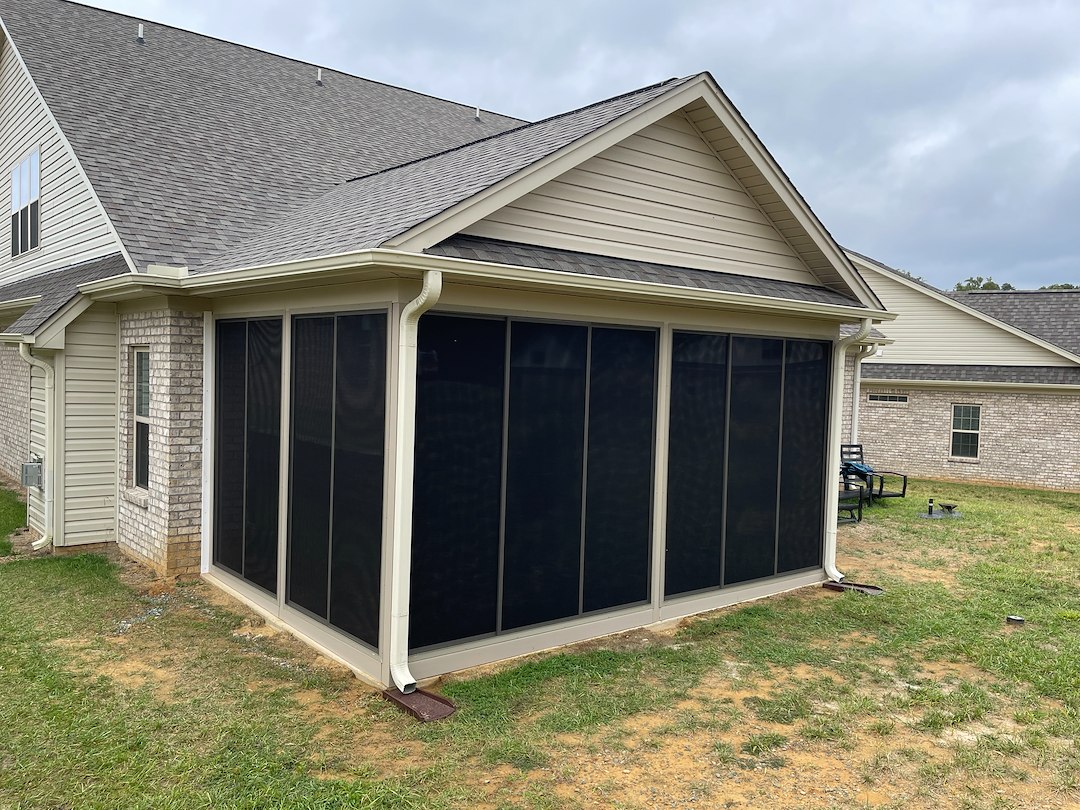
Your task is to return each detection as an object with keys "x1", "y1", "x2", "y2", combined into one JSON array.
[
  {"x1": 80, "y1": 247, "x2": 895, "y2": 321},
  {"x1": 696, "y1": 74, "x2": 883, "y2": 311},
  {"x1": 861, "y1": 376, "x2": 1080, "y2": 394},
  {"x1": 384, "y1": 76, "x2": 712, "y2": 253},
  {"x1": 851, "y1": 254, "x2": 1080, "y2": 366},
  {"x1": 0, "y1": 294, "x2": 41, "y2": 314},
  {"x1": 0, "y1": 19, "x2": 138, "y2": 274}
]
